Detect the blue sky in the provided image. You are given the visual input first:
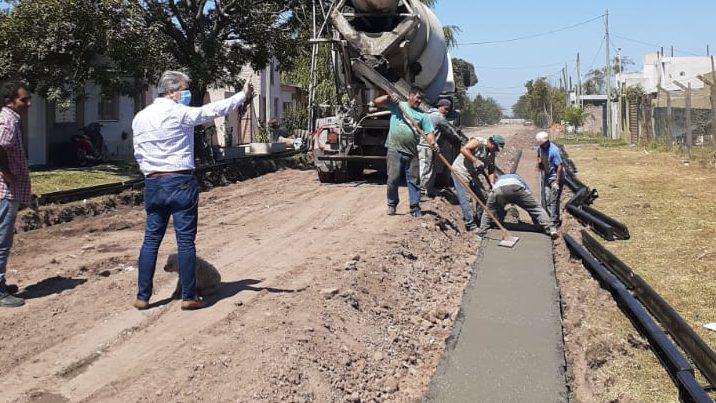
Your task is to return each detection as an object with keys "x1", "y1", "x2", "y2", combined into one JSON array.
[{"x1": 434, "y1": 0, "x2": 716, "y2": 114}]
